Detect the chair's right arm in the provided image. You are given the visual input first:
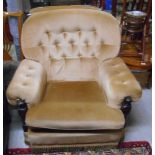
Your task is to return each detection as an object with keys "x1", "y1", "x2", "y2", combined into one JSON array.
[
  {"x1": 6, "y1": 59, "x2": 47, "y2": 107},
  {"x1": 98, "y1": 57, "x2": 142, "y2": 109}
]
